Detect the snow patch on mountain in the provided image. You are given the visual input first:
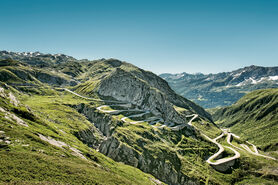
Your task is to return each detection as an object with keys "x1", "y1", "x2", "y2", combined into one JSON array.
[
  {"x1": 227, "y1": 75, "x2": 278, "y2": 88},
  {"x1": 232, "y1": 70, "x2": 245, "y2": 79},
  {"x1": 168, "y1": 73, "x2": 184, "y2": 79},
  {"x1": 269, "y1": 75, "x2": 278, "y2": 80}
]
